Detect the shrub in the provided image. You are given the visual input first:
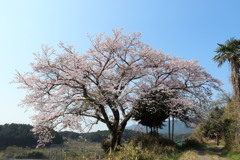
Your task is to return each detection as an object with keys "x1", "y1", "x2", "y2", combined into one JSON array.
[
  {"x1": 101, "y1": 140, "x2": 111, "y2": 153},
  {"x1": 182, "y1": 139, "x2": 204, "y2": 149},
  {"x1": 105, "y1": 134, "x2": 179, "y2": 160},
  {"x1": 26, "y1": 151, "x2": 47, "y2": 159},
  {"x1": 3, "y1": 146, "x2": 27, "y2": 159},
  {"x1": 107, "y1": 144, "x2": 155, "y2": 160},
  {"x1": 14, "y1": 150, "x2": 47, "y2": 159},
  {"x1": 130, "y1": 134, "x2": 177, "y2": 154}
]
